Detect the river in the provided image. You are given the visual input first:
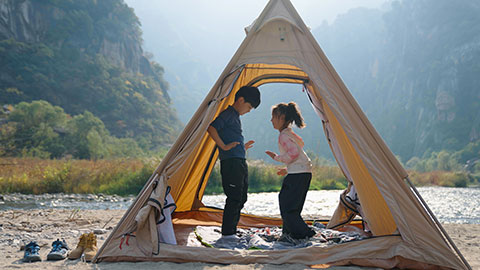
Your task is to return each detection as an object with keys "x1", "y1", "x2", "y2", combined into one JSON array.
[{"x1": 0, "y1": 186, "x2": 478, "y2": 224}]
